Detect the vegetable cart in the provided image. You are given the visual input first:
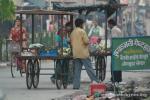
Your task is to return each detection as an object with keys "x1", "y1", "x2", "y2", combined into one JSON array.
[{"x1": 16, "y1": 9, "x2": 75, "y2": 89}]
